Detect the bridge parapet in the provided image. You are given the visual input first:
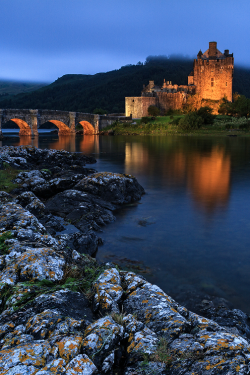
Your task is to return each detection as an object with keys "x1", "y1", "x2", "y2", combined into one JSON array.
[{"x1": 0, "y1": 109, "x2": 131, "y2": 136}]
